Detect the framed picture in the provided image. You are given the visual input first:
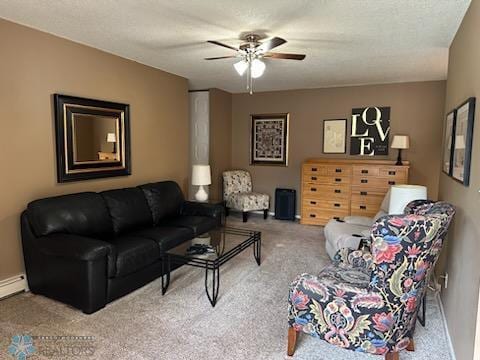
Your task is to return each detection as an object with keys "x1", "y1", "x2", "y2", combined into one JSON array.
[
  {"x1": 250, "y1": 113, "x2": 289, "y2": 166},
  {"x1": 452, "y1": 97, "x2": 476, "y2": 185},
  {"x1": 54, "y1": 94, "x2": 131, "y2": 182},
  {"x1": 323, "y1": 119, "x2": 347, "y2": 154},
  {"x1": 350, "y1": 106, "x2": 390, "y2": 156},
  {"x1": 442, "y1": 110, "x2": 456, "y2": 176}
]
